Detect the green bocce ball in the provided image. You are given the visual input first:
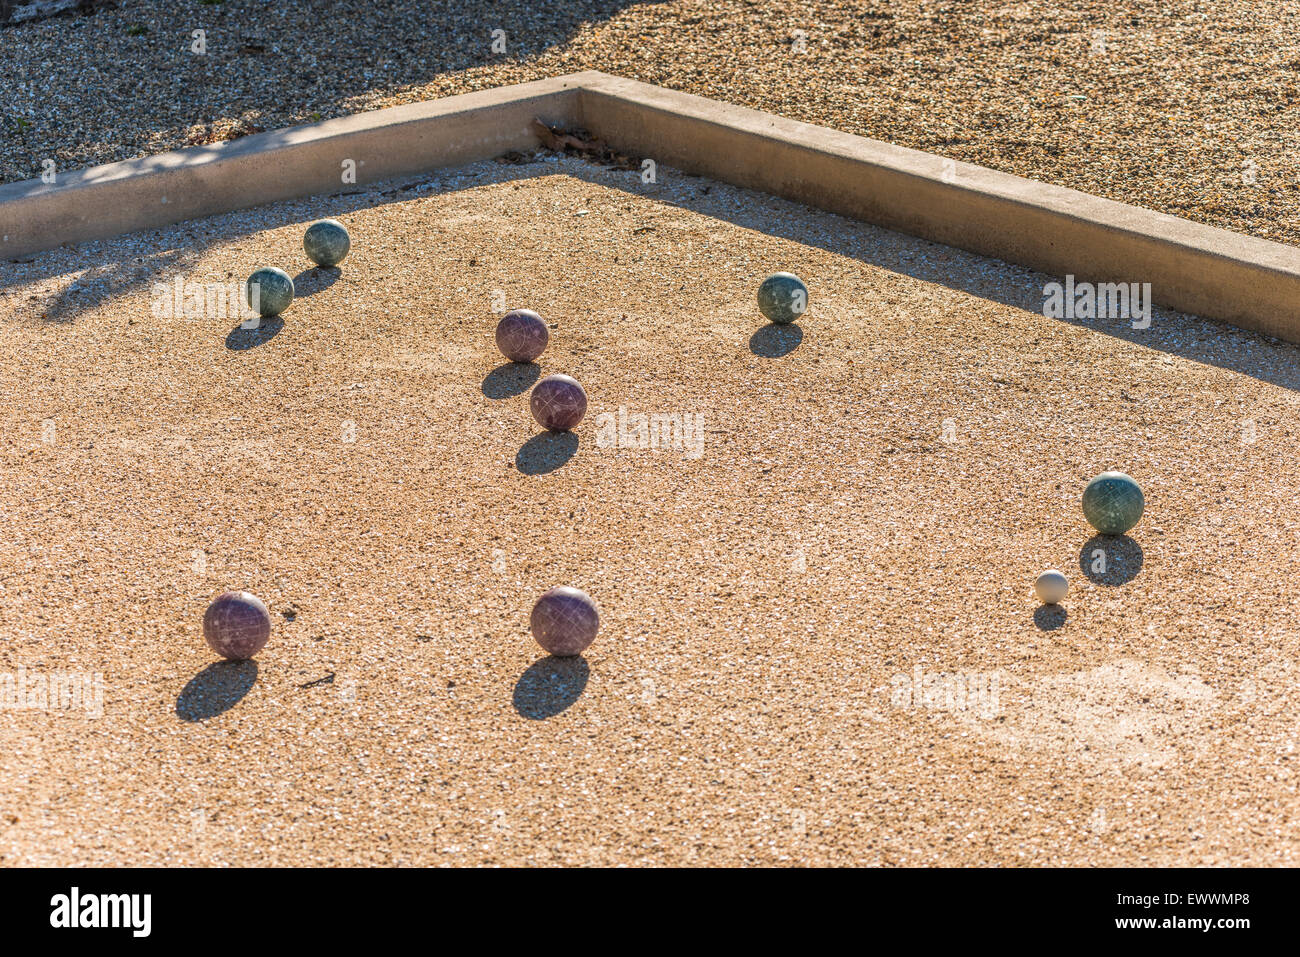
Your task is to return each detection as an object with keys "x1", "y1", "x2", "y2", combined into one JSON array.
[
  {"x1": 303, "y1": 219, "x2": 350, "y2": 268},
  {"x1": 1082, "y1": 471, "x2": 1145, "y2": 536},
  {"x1": 757, "y1": 272, "x2": 809, "y2": 324},
  {"x1": 245, "y1": 266, "x2": 294, "y2": 318}
]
